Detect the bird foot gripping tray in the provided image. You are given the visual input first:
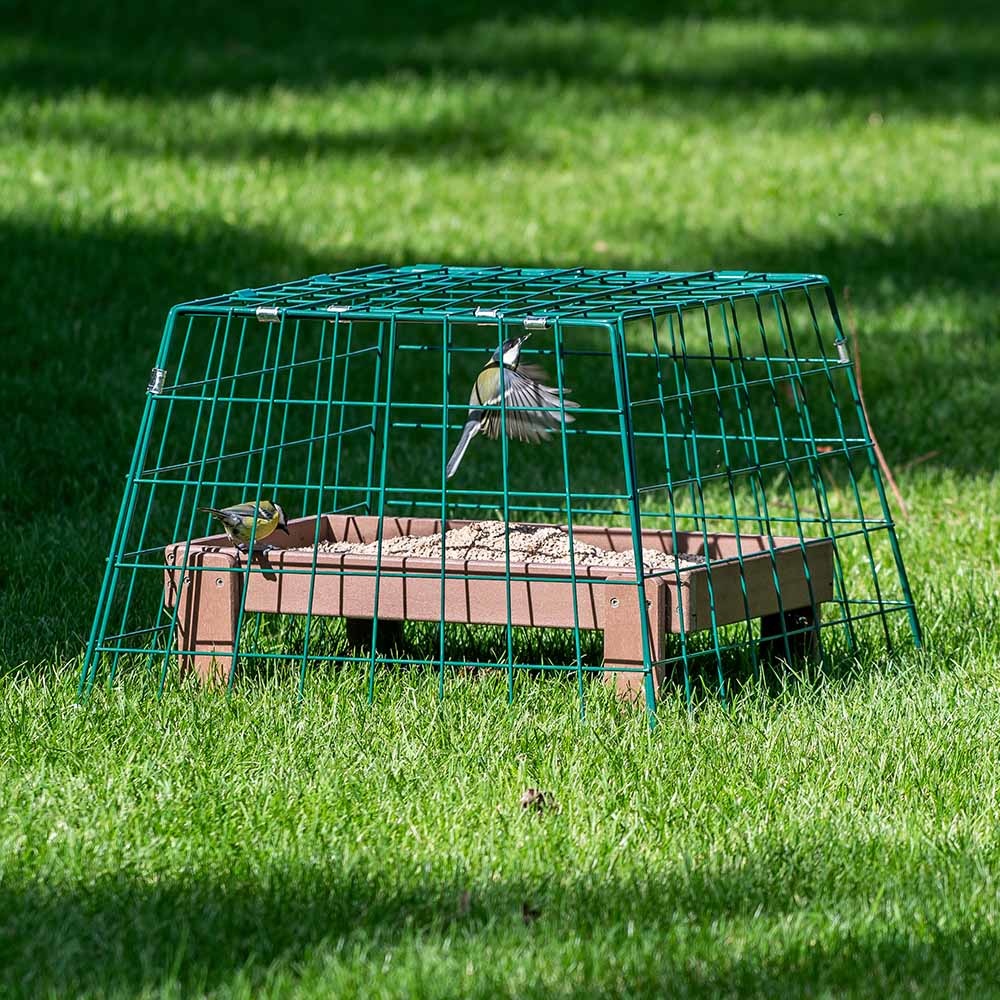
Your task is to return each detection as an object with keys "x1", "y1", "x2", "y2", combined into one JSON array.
[{"x1": 83, "y1": 265, "x2": 920, "y2": 715}]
